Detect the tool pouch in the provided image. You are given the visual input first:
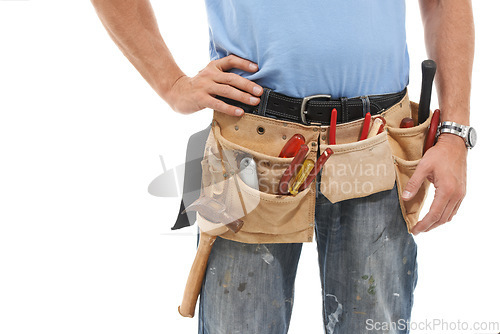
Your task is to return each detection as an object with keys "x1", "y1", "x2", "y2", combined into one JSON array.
[
  {"x1": 317, "y1": 126, "x2": 396, "y2": 205},
  {"x1": 318, "y1": 94, "x2": 431, "y2": 233},
  {"x1": 194, "y1": 112, "x2": 319, "y2": 244},
  {"x1": 192, "y1": 92, "x2": 431, "y2": 241},
  {"x1": 384, "y1": 100, "x2": 433, "y2": 232}
]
